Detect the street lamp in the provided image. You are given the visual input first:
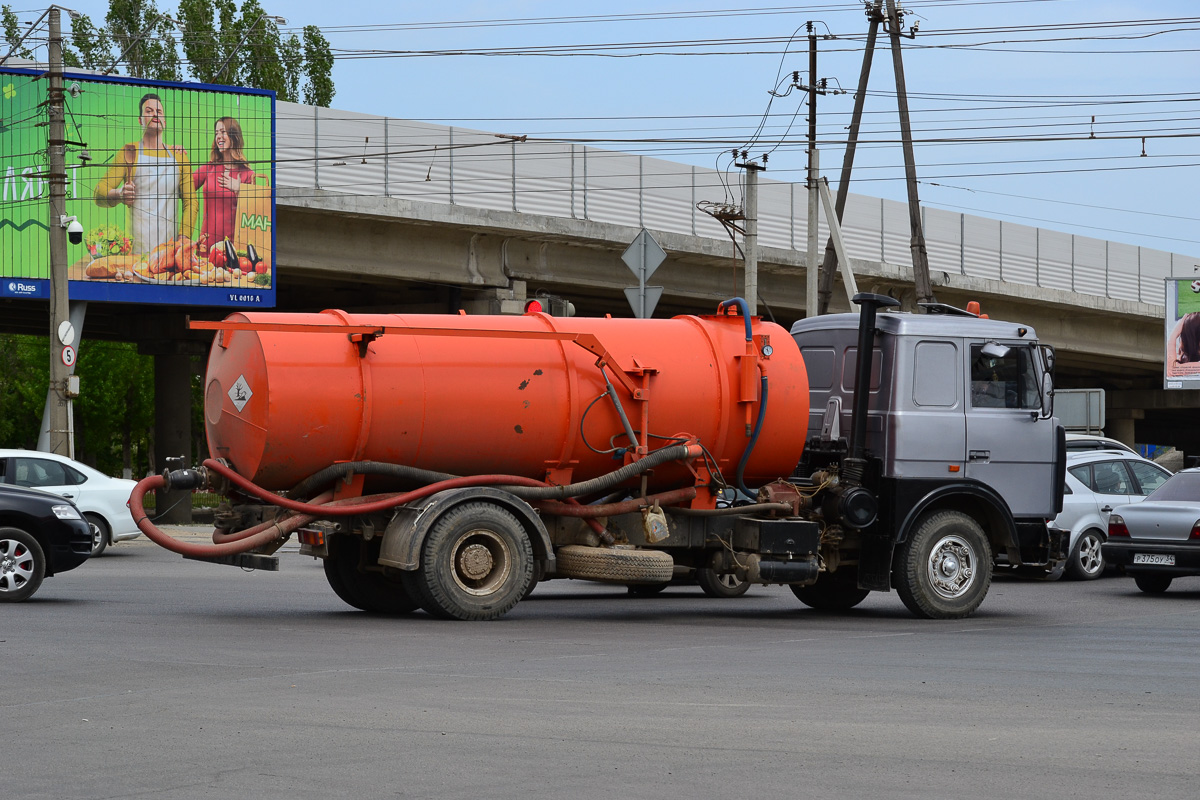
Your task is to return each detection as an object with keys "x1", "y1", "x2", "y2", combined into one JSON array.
[
  {"x1": 213, "y1": 13, "x2": 288, "y2": 82},
  {"x1": 0, "y1": 5, "x2": 80, "y2": 66}
]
